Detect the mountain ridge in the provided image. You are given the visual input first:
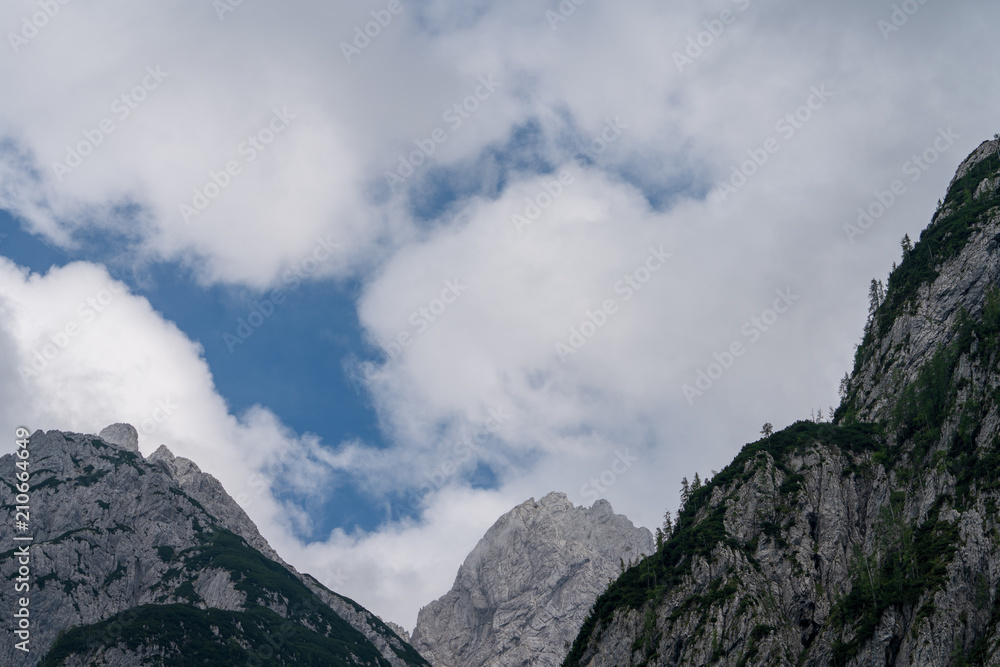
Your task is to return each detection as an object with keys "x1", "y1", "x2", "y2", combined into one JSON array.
[
  {"x1": 412, "y1": 491, "x2": 654, "y2": 667},
  {"x1": 0, "y1": 426, "x2": 429, "y2": 666},
  {"x1": 564, "y1": 137, "x2": 1000, "y2": 666}
]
